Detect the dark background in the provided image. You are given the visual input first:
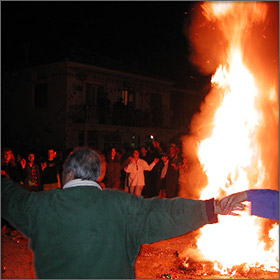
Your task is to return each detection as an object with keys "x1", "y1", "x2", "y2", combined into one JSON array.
[
  {"x1": 2, "y1": 1, "x2": 210, "y2": 89},
  {"x1": 1, "y1": 1, "x2": 213, "y2": 154}
]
